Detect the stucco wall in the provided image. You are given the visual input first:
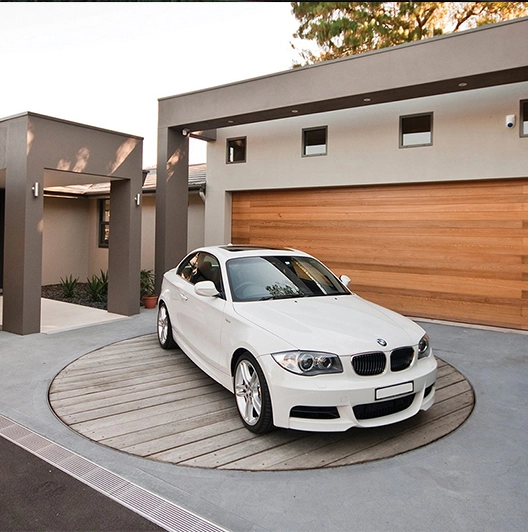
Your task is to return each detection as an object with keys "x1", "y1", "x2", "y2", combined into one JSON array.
[
  {"x1": 42, "y1": 191, "x2": 205, "y2": 286},
  {"x1": 204, "y1": 81, "x2": 528, "y2": 245},
  {"x1": 42, "y1": 196, "x2": 91, "y2": 285},
  {"x1": 188, "y1": 192, "x2": 205, "y2": 252}
]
